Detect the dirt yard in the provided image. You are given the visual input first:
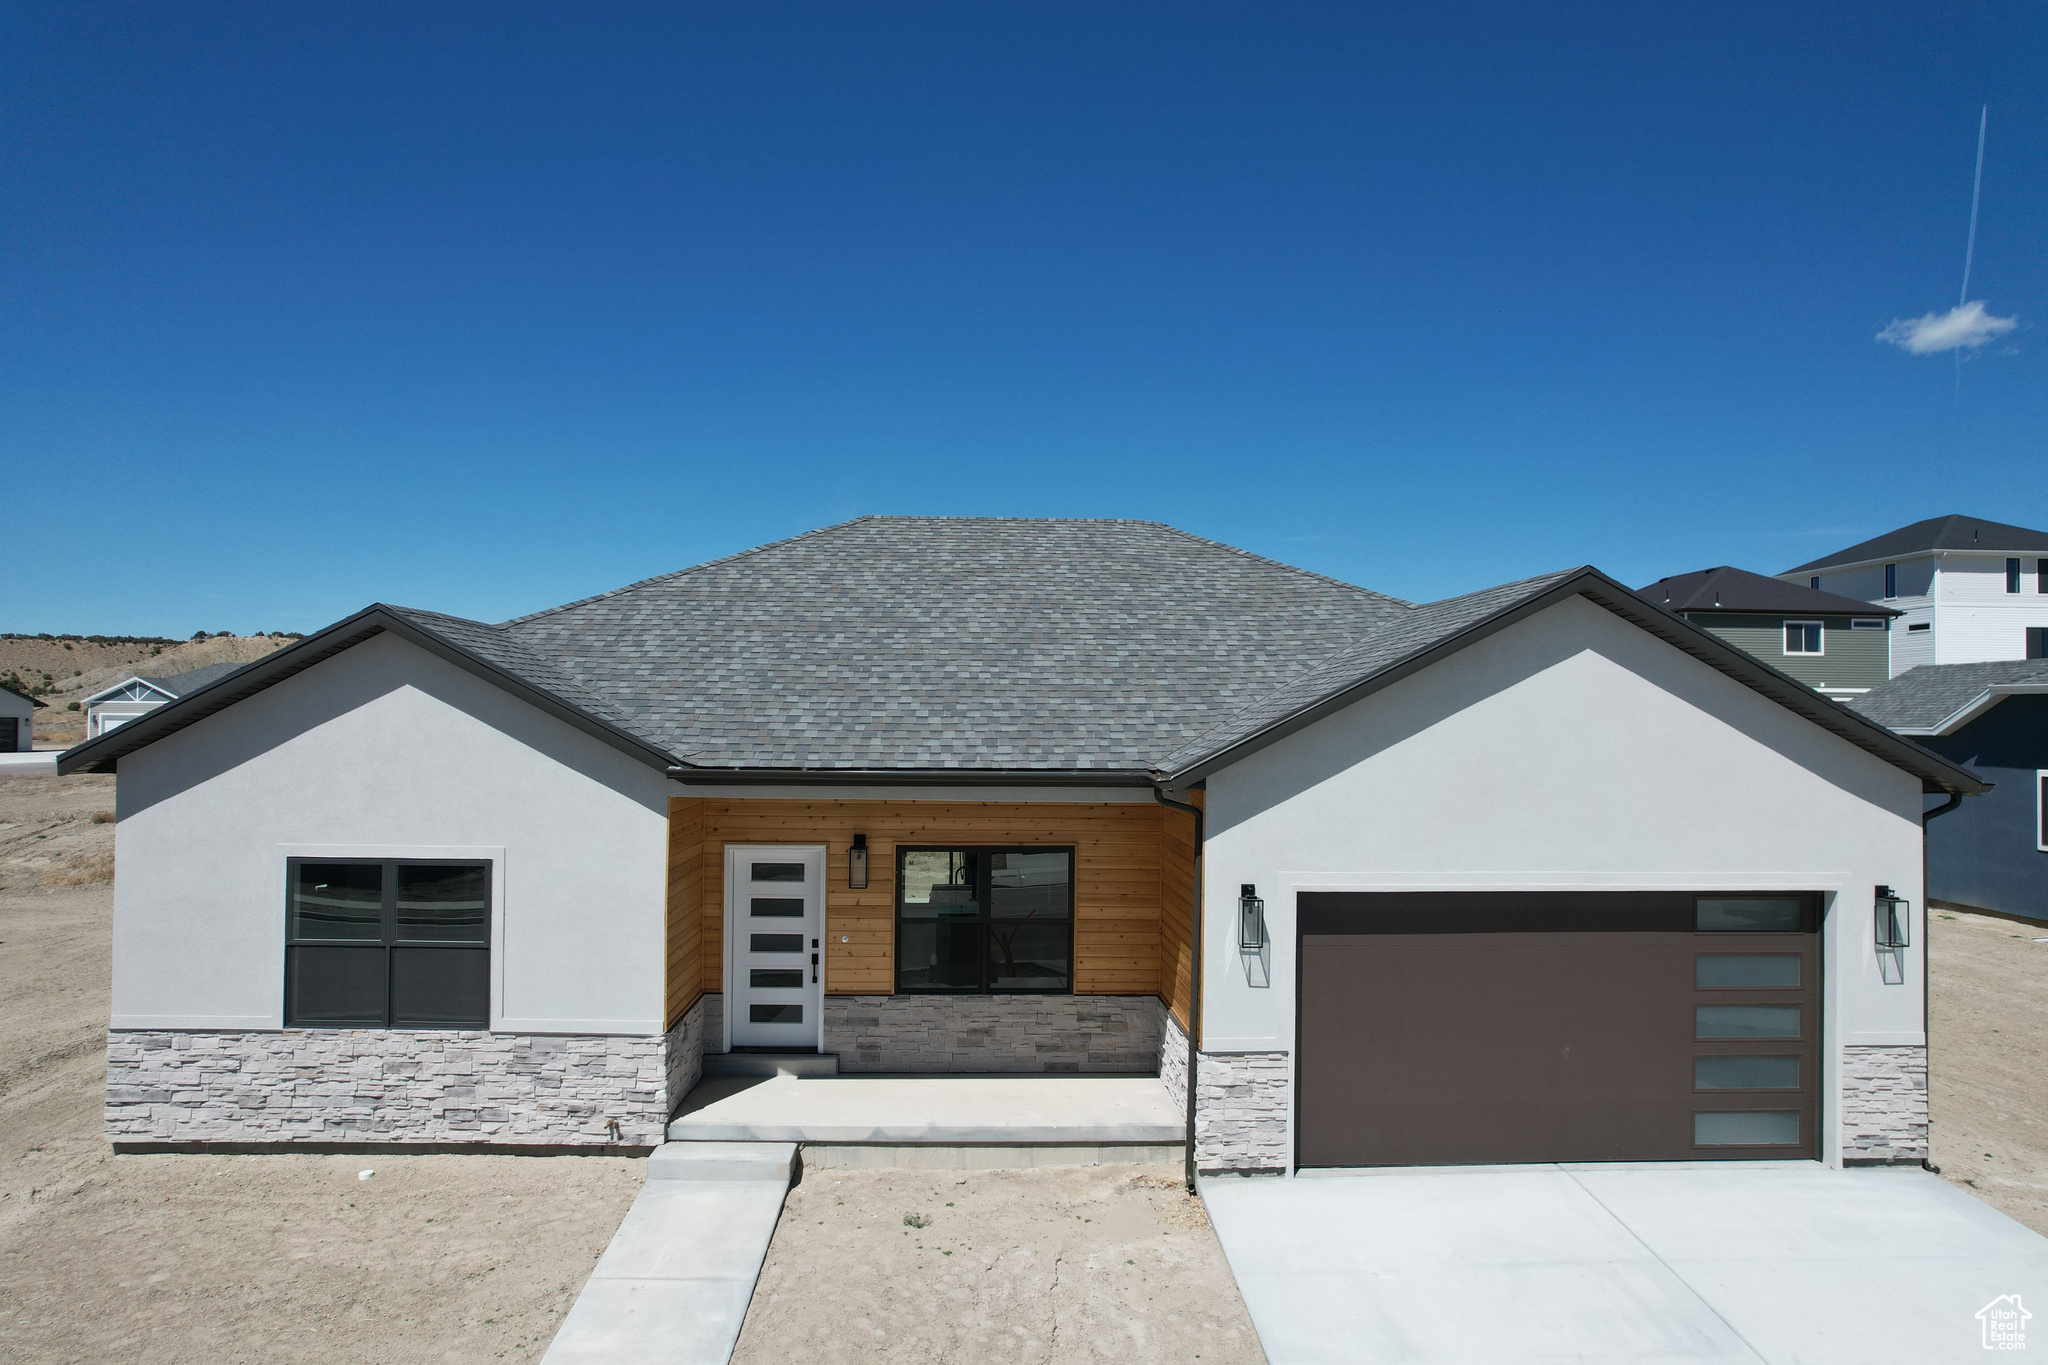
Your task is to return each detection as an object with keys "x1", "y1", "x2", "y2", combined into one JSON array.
[
  {"x1": 1929, "y1": 908, "x2": 2048, "y2": 1235},
  {"x1": 734, "y1": 1164, "x2": 1266, "y2": 1364},
  {"x1": 0, "y1": 775, "x2": 642, "y2": 1364}
]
